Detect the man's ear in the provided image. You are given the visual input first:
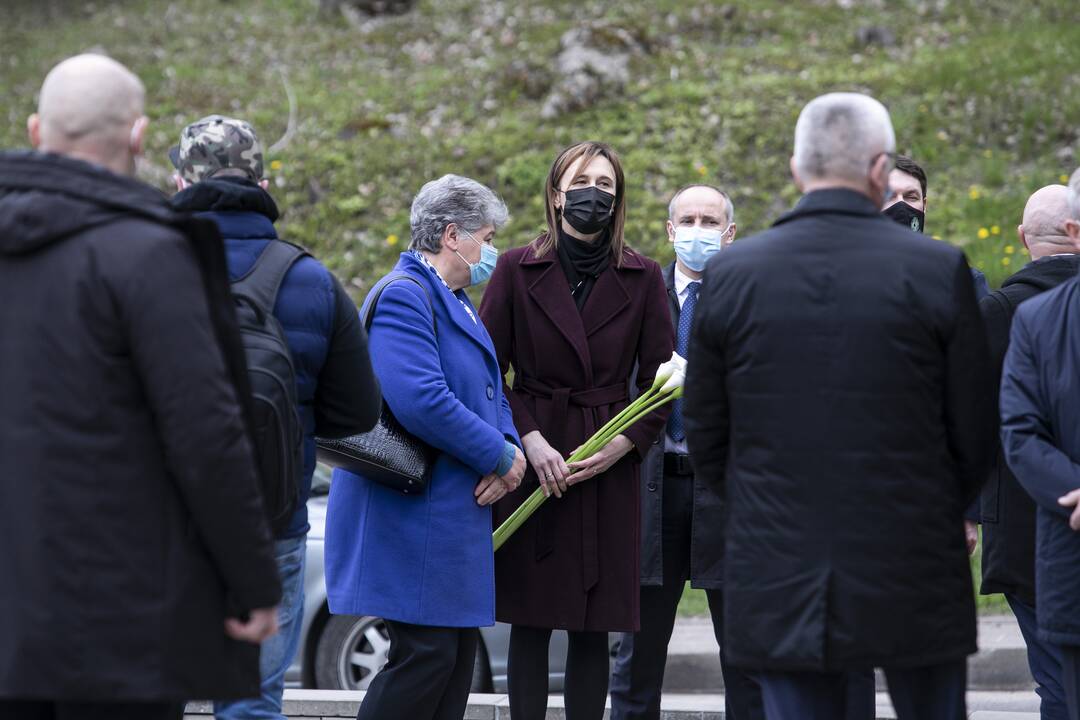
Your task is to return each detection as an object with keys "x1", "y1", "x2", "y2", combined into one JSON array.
[
  {"x1": 868, "y1": 153, "x2": 891, "y2": 206},
  {"x1": 1018, "y1": 224, "x2": 1030, "y2": 252},
  {"x1": 259, "y1": 179, "x2": 270, "y2": 190},
  {"x1": 27, "y1": 114, "x2": 41, "y2": 149},
  {"x1": 129, "y1": 116, "x2": 149, "y2": 156},
  {"x1": 727, "y1": 223, "x2": 738, "y2": 245},
  {"x1": 666, "y1": 219, "x2": 676, "y2": 243},
  {"x1": 1065, "y1": 218, "x2": 1080, "y2": 243},
  {"x1": 789, "y1": 156, "x2": 804, "y2": 193}
]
